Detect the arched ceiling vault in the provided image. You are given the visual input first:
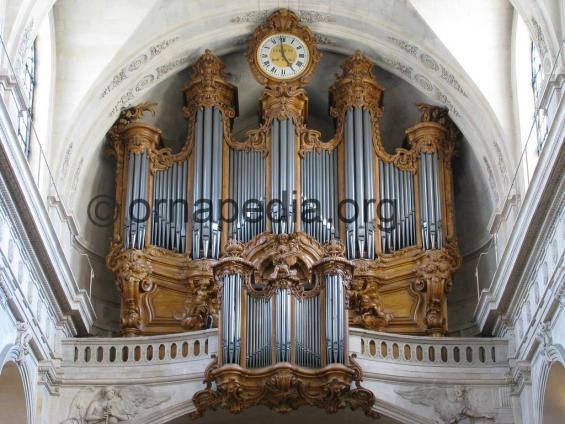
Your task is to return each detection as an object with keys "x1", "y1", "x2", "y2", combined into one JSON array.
[{"x1": 50, "y1": 1, "x2": 518, "y2": 217}]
